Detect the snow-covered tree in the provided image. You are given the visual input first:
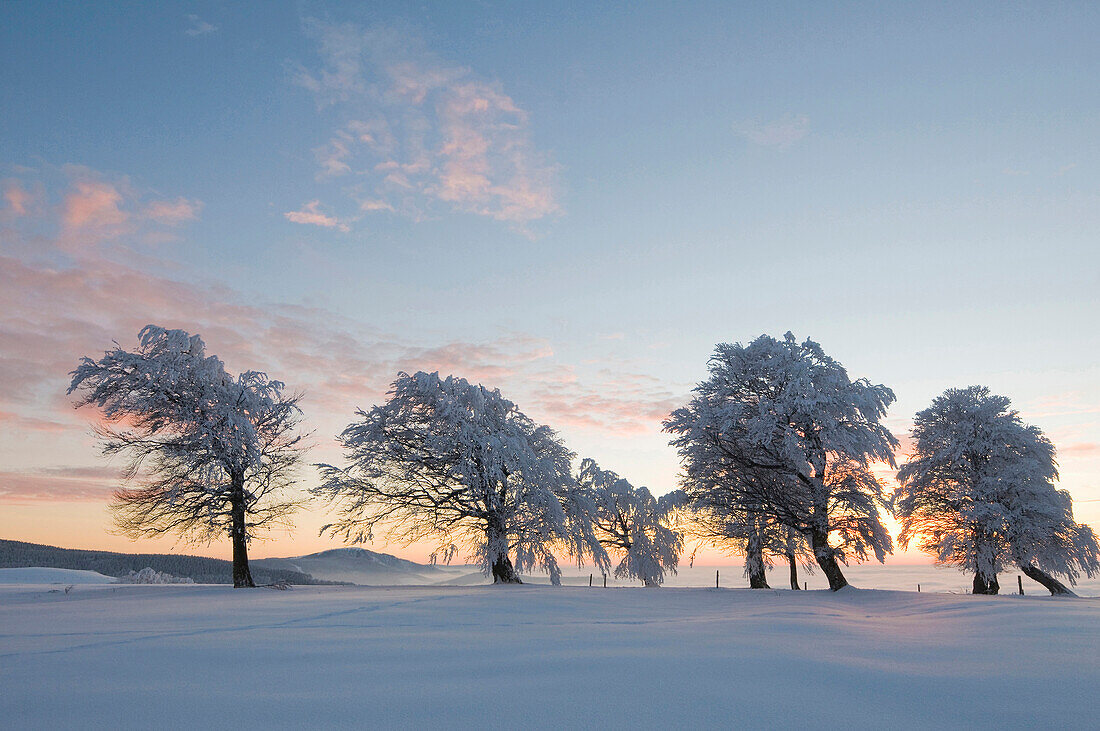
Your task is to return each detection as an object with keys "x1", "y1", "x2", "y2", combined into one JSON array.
[
  {"x1": 686, "y1": 495, "x2": 814, "y2": 590},
  {"x1": 314, "y1": 372, "x2": 609, "y2": 584},
  {"x1": 665, "y1": 333, "x2": 896, "y2": 591},
  {"x1": 69, "y1": 325, "x2": 306, "y2": 588},
  {"x1": 575, "y1": 458, "x2": 684, "y2": 587},
  {"x1": 895, "y1": 386, "x2": 1099, "y2": 595},
  {"x1": 1010, "y1": 487, "x2": 1100, "y2": 596}
]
